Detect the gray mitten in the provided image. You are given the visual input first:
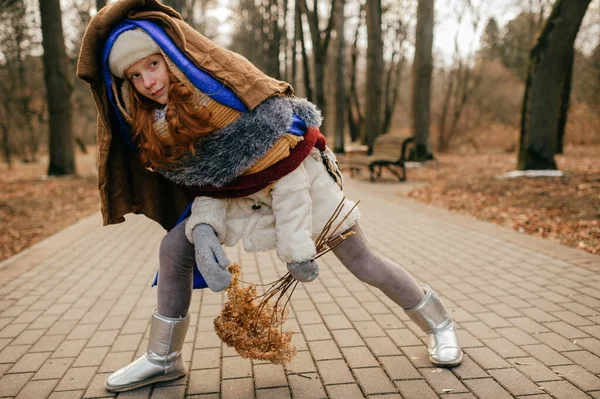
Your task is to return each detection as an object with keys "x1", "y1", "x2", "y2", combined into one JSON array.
[
  {"x1": 192, "y1": 224, "x2": 231, "y2": 292},
  {"x1": 287, "y1": 260, "x2": 319, "y2": 282}
]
